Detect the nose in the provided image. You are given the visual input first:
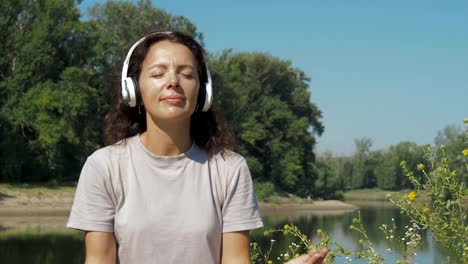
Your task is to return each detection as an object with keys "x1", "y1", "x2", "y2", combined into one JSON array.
[{"x1": 167, "y1": 70, "x2": 179, "y2": 88}]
